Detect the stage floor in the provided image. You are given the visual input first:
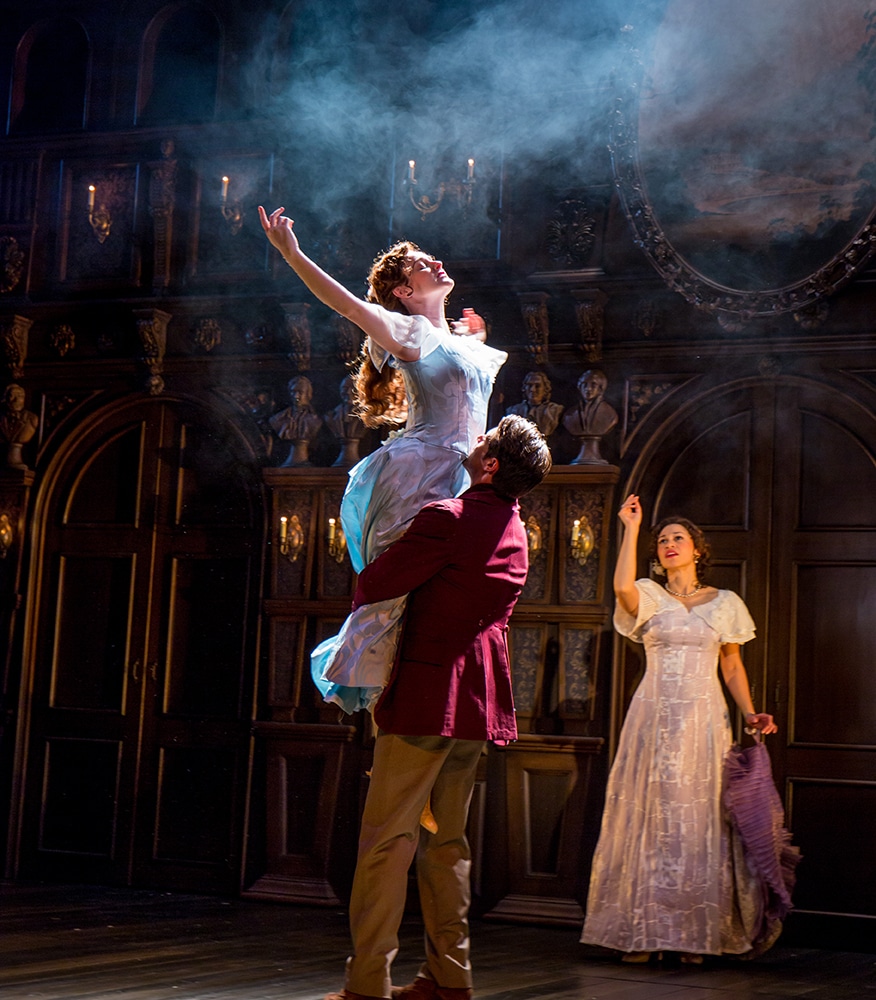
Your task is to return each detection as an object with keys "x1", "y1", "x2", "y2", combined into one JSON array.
[{"x1": 1, "y1": 883, "x2": 874, "y2": 1000}]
